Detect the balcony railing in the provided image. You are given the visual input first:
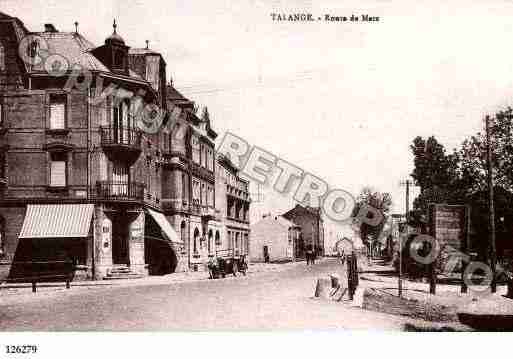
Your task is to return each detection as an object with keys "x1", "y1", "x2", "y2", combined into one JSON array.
[
  {"x1": 92, "y1": 181, "x2": 145, "y2": 201},
  {"x1": 100, "y1": 127, "x2": 142, "y2": 149}
]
